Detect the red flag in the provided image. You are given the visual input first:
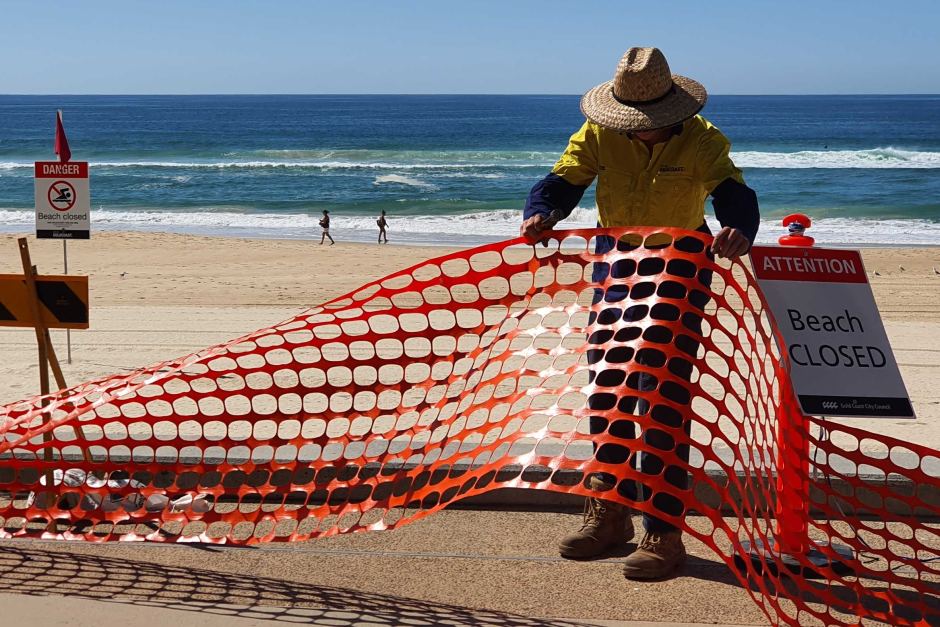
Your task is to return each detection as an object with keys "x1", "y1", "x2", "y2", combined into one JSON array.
[{"x1": 54, "y1": 110, "x2": 71, "y2": 162}]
